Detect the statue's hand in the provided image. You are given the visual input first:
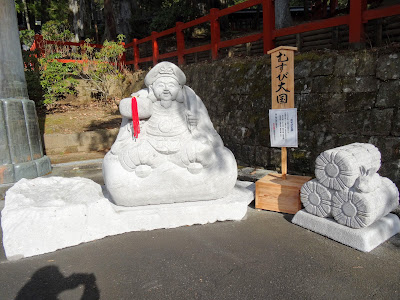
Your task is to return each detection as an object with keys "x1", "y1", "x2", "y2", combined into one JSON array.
[{"x1": 187, "y1": 111, "x2": 198, "y2": 129}]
